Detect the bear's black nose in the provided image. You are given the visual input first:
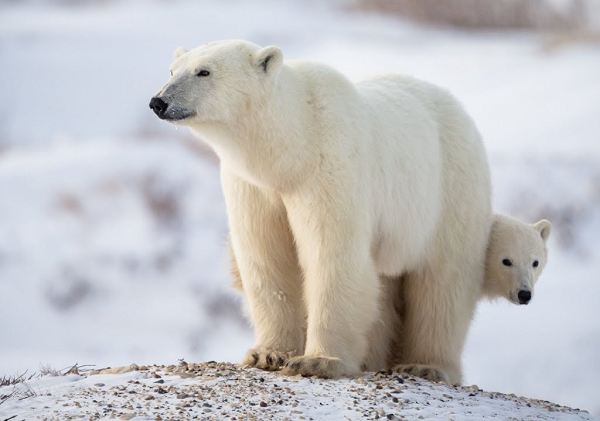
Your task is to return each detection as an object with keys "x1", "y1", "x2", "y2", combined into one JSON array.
[
  {"x1": 149, "y1": 97, "x2": 168, "y2": 118},
  {"x1": 517, "y1": 290, "x2": 531, "y2": 305}
]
